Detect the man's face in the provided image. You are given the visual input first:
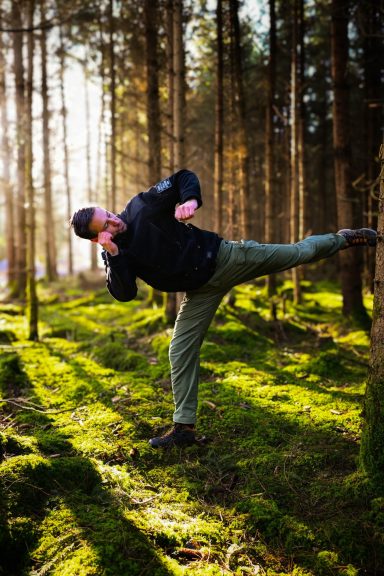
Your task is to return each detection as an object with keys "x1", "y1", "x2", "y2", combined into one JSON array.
[{"x1": 89, "y1": 207, "x2": 127, "y2": 238}]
